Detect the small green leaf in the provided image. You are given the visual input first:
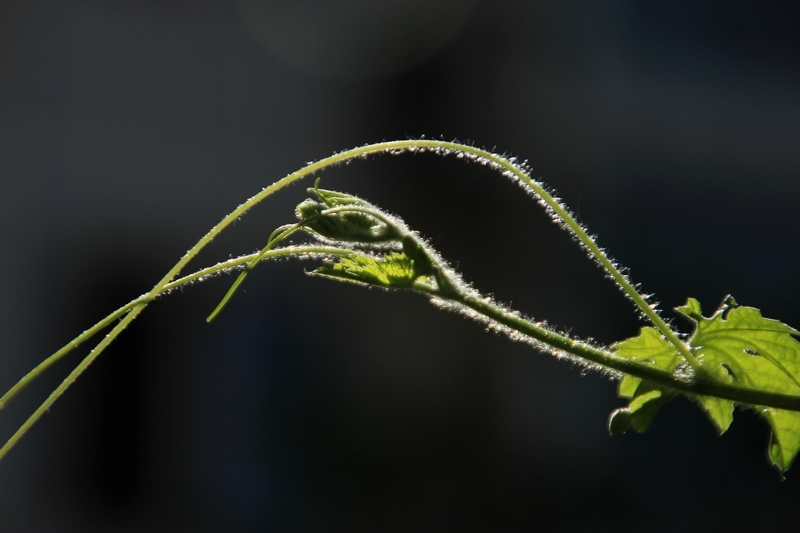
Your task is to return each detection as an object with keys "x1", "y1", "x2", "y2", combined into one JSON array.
[
  {"x1": 613, "y1": 326, "x2": 683, "y2": 374},
  {"x1": 610, "y1": 327, "x2": 681, "y2": 435},
  {"x1": 617, "y1": 375, "x2": 641, "y2": 399},
  {"x1": 765, "y1": 408, "x2": 800, "y2": 473},
  {"x1": 627, "y1": 381, "x2": 674, "y2": 433},
  {"x1": 312, "y1": 252, "x2": 429, "y2": 289},
  {"x1": 697, "y1": 395, "x2": 734, "y2": 434},
  {"x1": 613, "y1": 298, "x2": 800, "y2": 471},
  {"x1": 609, "y1": 379, "x2": 674, "y2": 436},
  {"x1": 676, "y1": 297, "x2": 703, "y2": 322},
  {"x1": 680, "y1": 297, "x2": 800, "y2": 472}
]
